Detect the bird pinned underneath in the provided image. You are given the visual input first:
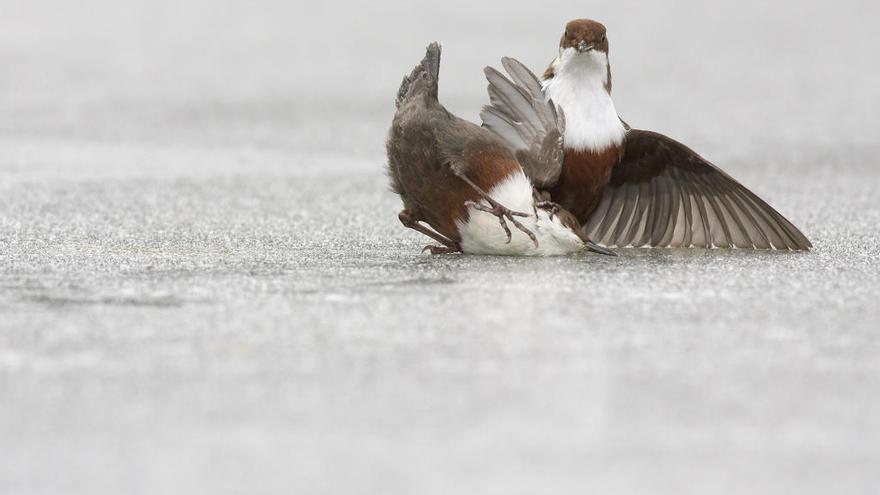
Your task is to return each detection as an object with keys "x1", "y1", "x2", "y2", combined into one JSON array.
[{"x1": 386, "y1": 43, "x2": 615, "y2": 257}]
